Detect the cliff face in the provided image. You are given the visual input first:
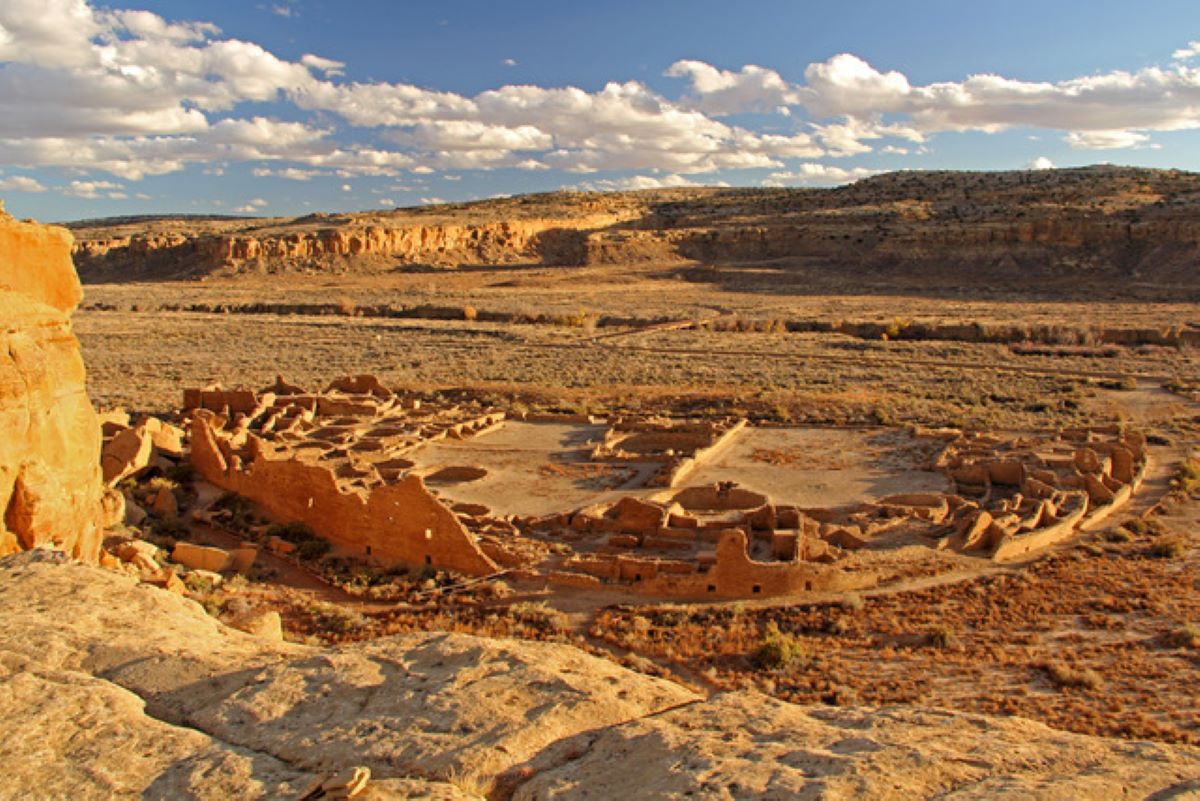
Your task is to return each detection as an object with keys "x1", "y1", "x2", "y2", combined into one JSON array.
[
  {"x1": 0, "y1": 204, "x2": 119, "y2": 561},
  {"x1": 73, "y1": 216, "x2": 607, "y2": 279},
  {"x1": 68, "y1": 166, "x2": 1200, "y2": 292}
]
